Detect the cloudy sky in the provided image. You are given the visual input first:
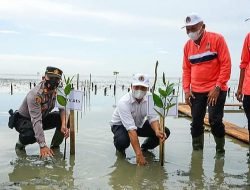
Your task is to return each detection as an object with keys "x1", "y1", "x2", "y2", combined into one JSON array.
[{"x1": 0, "y1": 0, "x2": 249, "y2": 79}]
